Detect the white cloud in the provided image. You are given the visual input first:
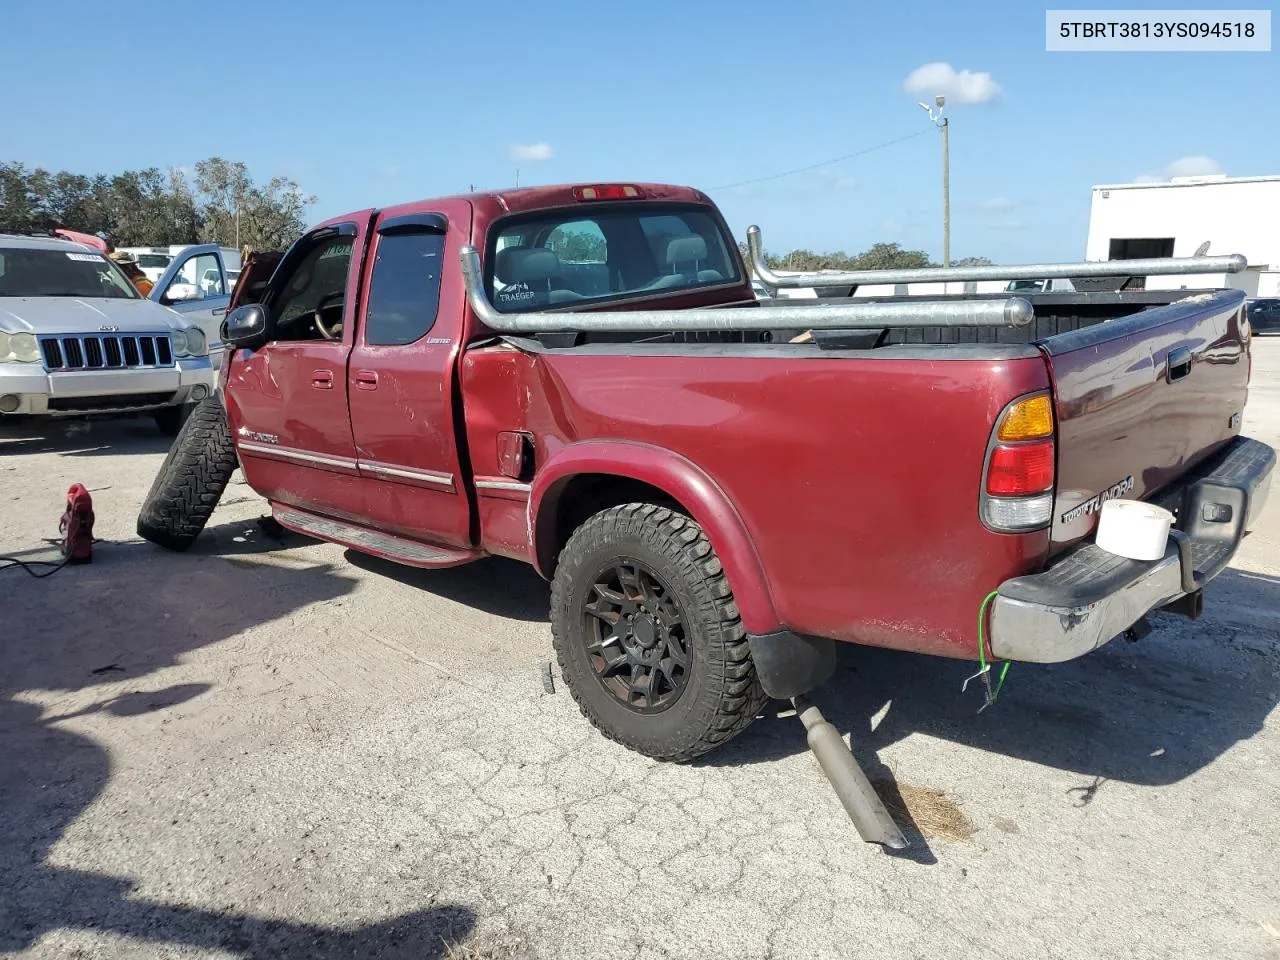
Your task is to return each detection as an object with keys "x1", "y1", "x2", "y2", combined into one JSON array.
[
  {"x1": 509, "y1": 143, "x2": 554, "y2": 162},
  {"x1": 1132, "y1": 155, "x2": 1224, "y2": 183},
  {"x1": 1165, "y1": 155, "x2": 1223, "y2": 177},
  {"x1": 980, "y1": 197, "x2": 1015, "y2": 211},
  {"x1": 903, "y1": 62, "x2": 1001, "y2": 104}
]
